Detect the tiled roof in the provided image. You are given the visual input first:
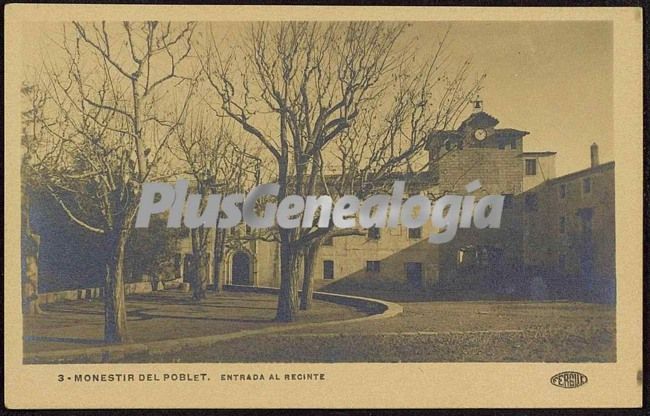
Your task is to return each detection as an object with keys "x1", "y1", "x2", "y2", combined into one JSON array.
[
  {"x1": 428, "y1": 130, "x2": 463, "y2": 140},
  {"x1": 429, "y1": 116, "x2": 529, "y2": 142},
  {"x1": 495, "y1": 128, "x2": 530, "y2": 137},
  {"x1": 518, "y1": 151, "x2": 556, "y2": 157},
  {"x1": 458, "y1": 111, "x2": 500, "y2": 130},
  {"x1": 546, "y1": 161, "x2": 615, "y2": 185}
]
